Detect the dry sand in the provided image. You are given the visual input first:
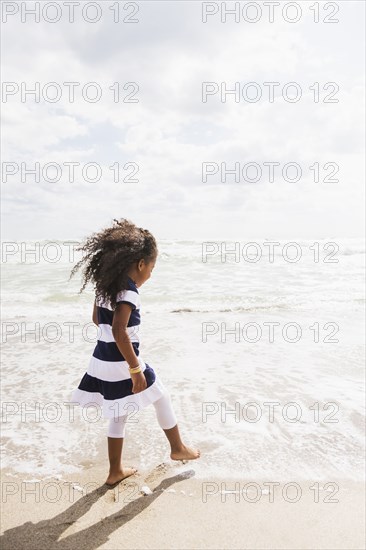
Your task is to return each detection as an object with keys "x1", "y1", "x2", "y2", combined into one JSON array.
[{"x1": 1, "y1": 462, "x2": 364, "y2": 550}]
